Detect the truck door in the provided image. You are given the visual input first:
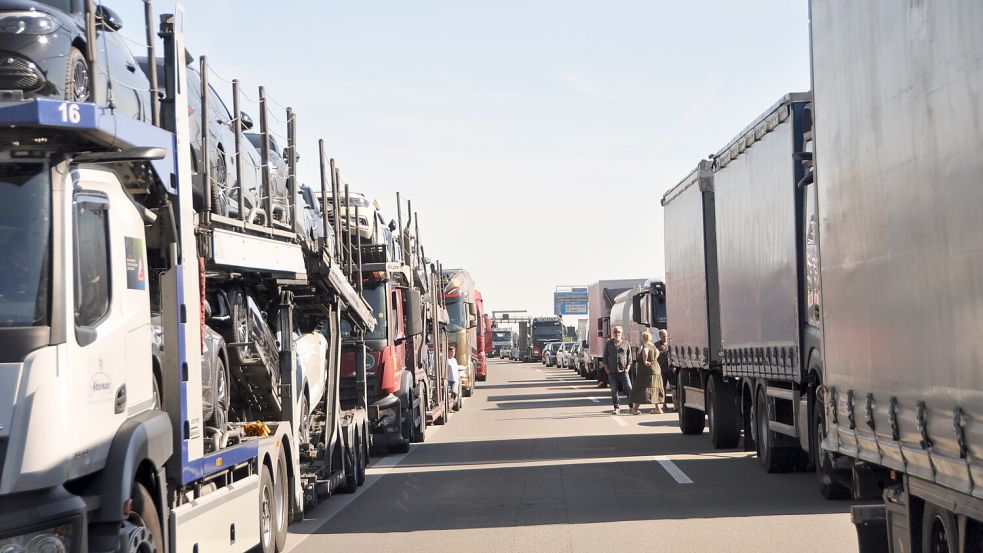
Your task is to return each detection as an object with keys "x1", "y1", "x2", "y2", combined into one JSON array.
[{"x1": 65, "y1": 168, "x2": 152, "y2": 478}]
